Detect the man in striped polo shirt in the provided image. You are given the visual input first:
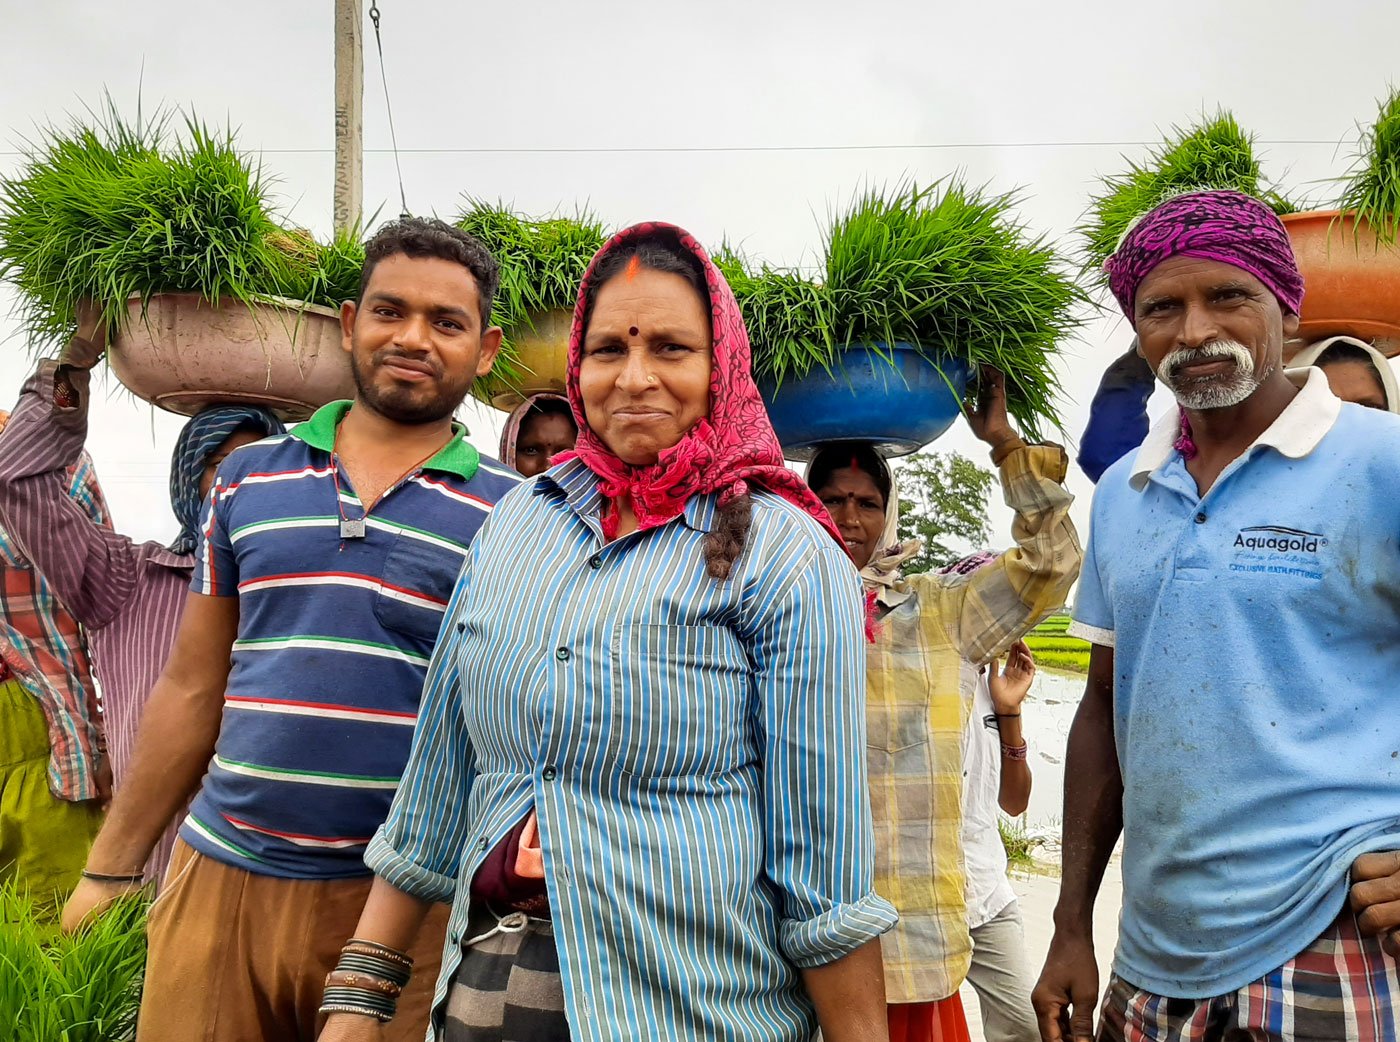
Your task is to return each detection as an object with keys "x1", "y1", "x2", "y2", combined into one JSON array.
[{"x1": 63, "y1": 217, "x2": 521, "y2": 1042}]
